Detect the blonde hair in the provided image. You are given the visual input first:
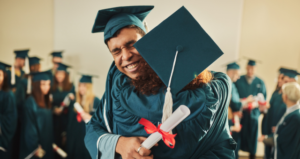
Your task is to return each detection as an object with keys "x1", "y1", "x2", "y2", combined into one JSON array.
[
  {"x1": 76, "y1": 83, "x2": 95, "y2": 112},
  {"x1": 282, "y1": 82, "x2": 300, "y2": 103}
]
